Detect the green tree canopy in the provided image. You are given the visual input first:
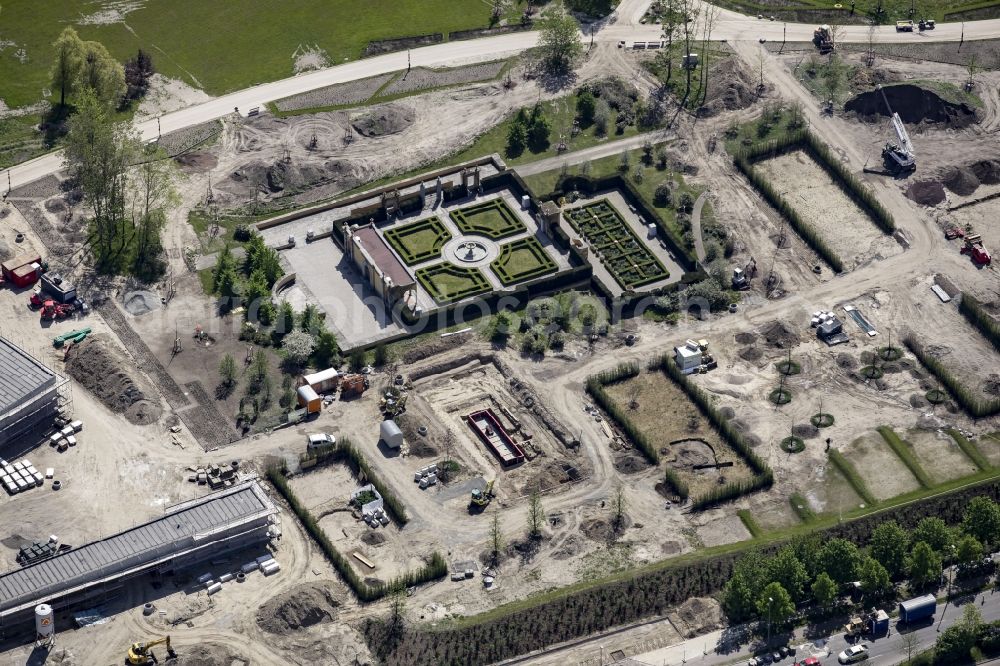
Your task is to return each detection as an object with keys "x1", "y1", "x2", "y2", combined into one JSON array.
[
  {"x1": 817, "y1": 538, "x2": 862, "y2": 585},
  {"x1": 50, "y1": 27, "x2": 84, "y2": 108},
  {"x1": 536, "y1": 4, "x2": 583, "y2": 73},
  {"x1": 765, "y1": 546, "x2": 809, "y2": 601},
  {"x1": 912, "y1": 517, "x2": 954, "y2": 554},
  {"x1": 858, "y1": 557, "x2": 892, "y2": 599},
  {"x1": 869, "y1": 520, "x2": 909, "y2": 579},
  {"x1": 576, "y1": 90, "x2": 596, "y2": 124},
  {"x1": 80, "y1": 40, "x2": 126, "y2": 107},
  {"x1": 722, "y1": 550, "x2": 767, "y2": 622},
  {"x1": 811, "y1": 571, "x2": 838, "y2": 608},
  {"x1": 907, "y1": 540, "x2": 943, "y2": 589},
  {"x1": 955, "y1": 534, "x2": 984, "y2": 567},
  {"x1": 757, "y1": 582, "x2": 795, "y2": 627},
  {"x1": 963, "y1": 497, "x2": 1000, "y2": 548}
]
